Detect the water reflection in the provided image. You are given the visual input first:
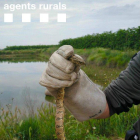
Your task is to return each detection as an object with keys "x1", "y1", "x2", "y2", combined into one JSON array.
[{"x1": 0, "y1": 62, "x2": 48, "y2": 112}]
